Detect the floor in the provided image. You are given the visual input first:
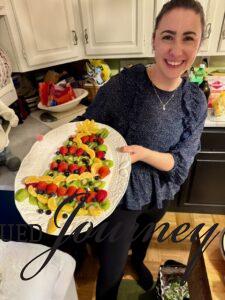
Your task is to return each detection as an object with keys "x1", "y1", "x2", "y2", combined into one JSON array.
[{"x1": 75, "y1": 212, "x2": 225, "y2": 300}]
